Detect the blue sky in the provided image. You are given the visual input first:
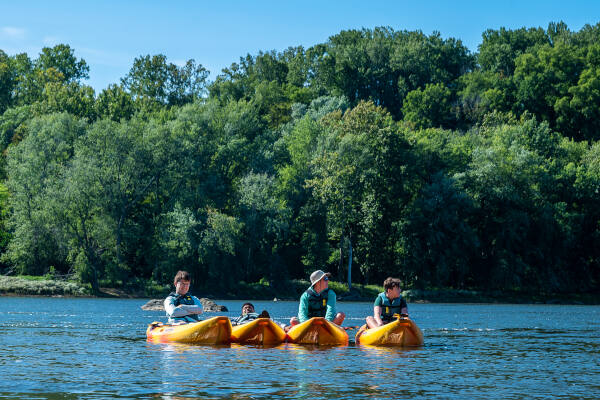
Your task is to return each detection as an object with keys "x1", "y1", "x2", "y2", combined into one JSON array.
[{"x1": 1, "y1": 0, "x2": 599, "y2": 93}]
